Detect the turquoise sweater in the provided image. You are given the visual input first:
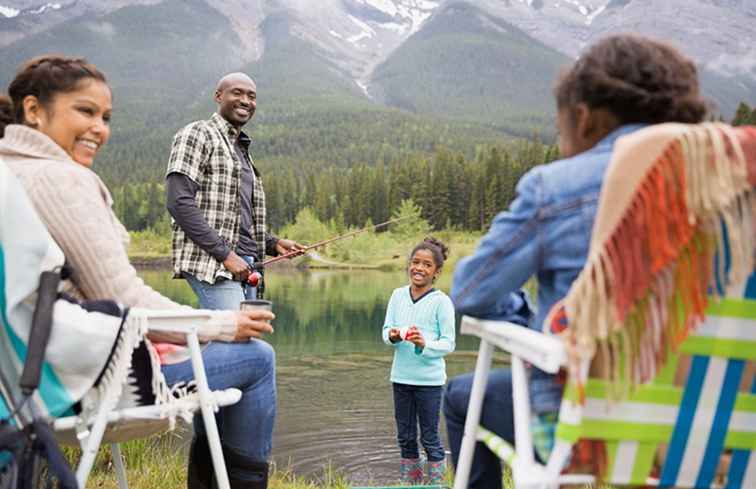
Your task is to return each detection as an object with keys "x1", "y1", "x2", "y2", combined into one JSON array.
[{"x1": 382, "y1": 286, "x2": 456, "y2": 386}]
